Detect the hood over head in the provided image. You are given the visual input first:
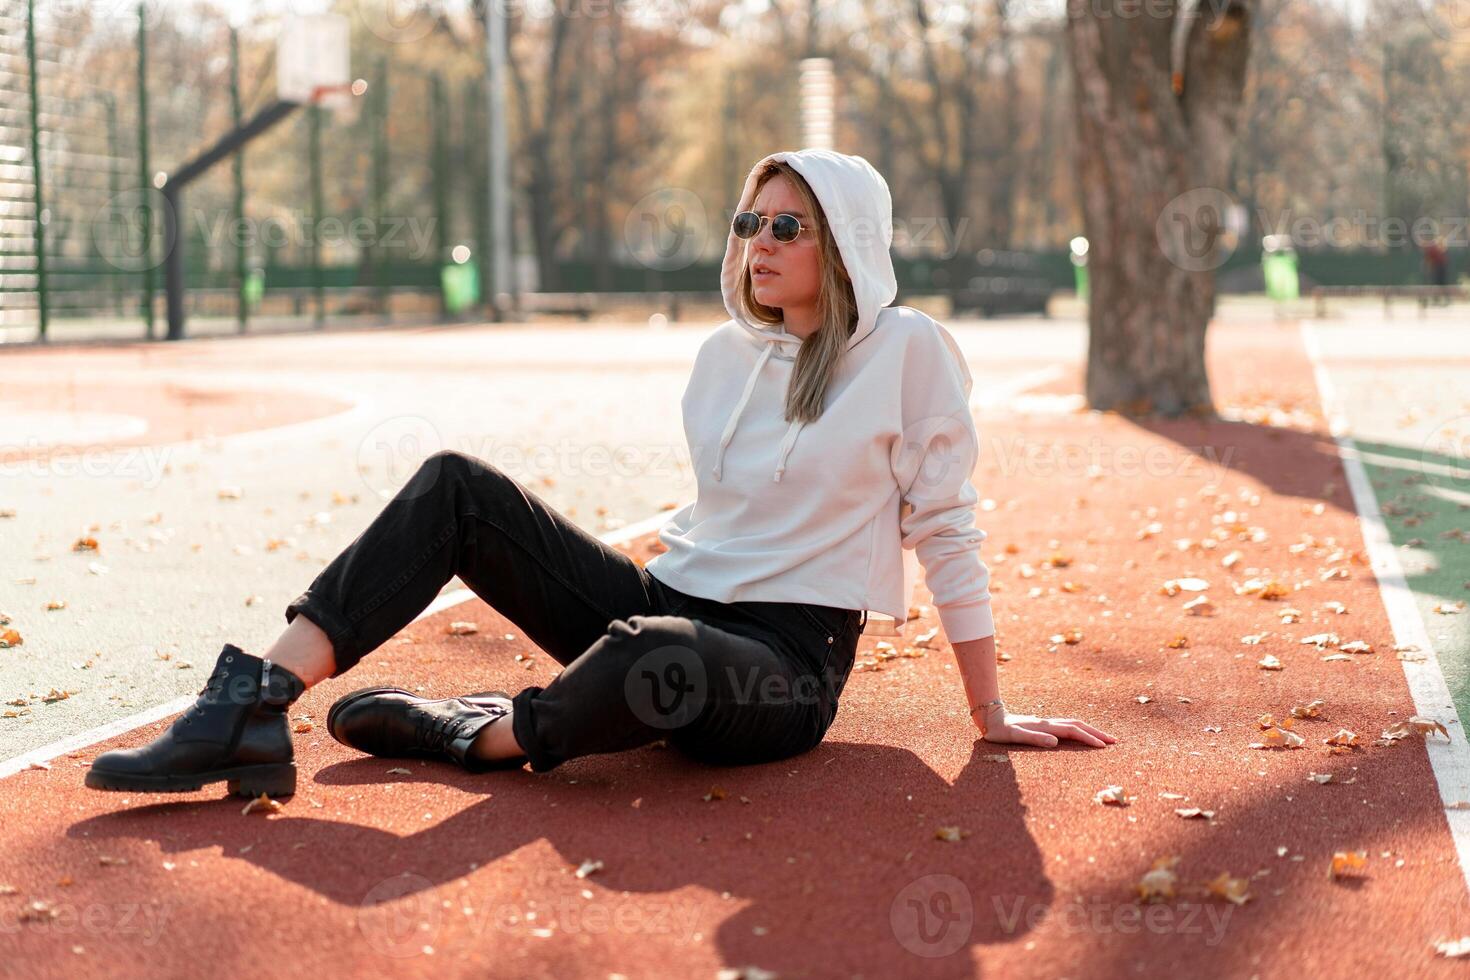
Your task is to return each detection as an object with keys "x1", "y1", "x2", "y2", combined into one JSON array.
[
  {"x1": 720, "y1": 148, "x2": 898, "y2": 358},
  {"x1": 711, "y1": 149, "x2": 901, "y2": 484}
]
